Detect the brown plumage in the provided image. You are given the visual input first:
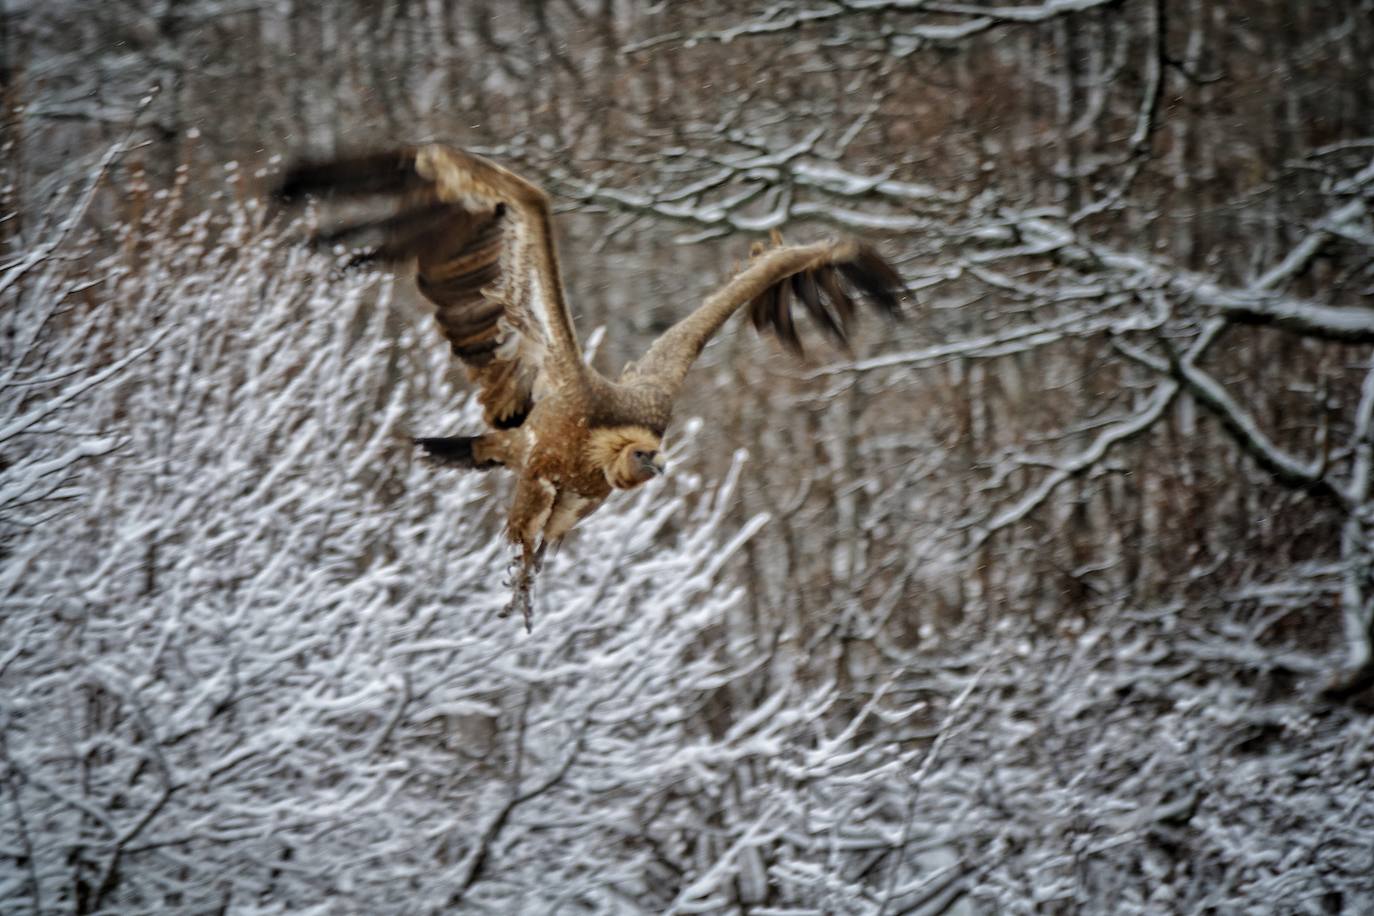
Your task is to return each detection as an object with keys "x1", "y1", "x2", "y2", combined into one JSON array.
[{"x1": 275, "y1": 144, "x2": 908, "y2": 628}]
